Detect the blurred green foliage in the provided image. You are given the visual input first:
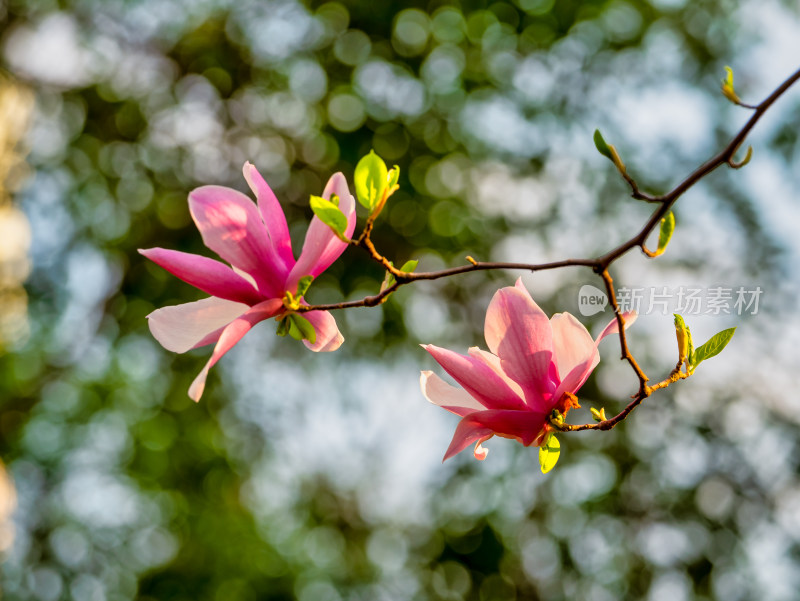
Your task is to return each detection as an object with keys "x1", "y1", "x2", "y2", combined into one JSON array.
[{"x1": 1, "y1": 0, "x2": 800, "y2": 600}]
